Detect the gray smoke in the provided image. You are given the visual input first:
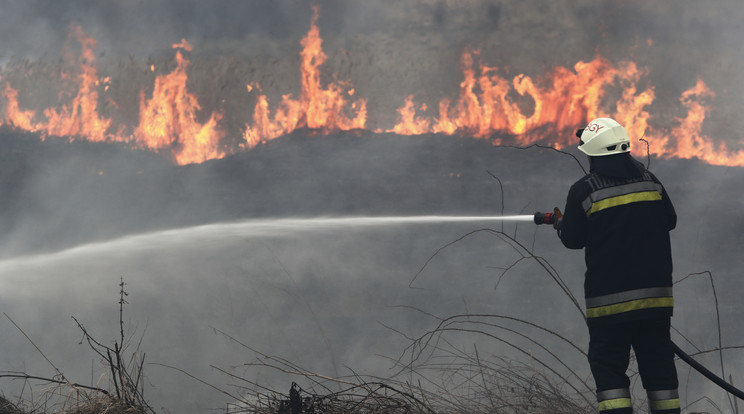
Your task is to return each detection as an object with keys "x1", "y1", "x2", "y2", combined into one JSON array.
[
  {"x1": 0, "y1": 1, "x2": 743, "y2": 413},
  {"x1": 1, "y1": 1, "x2": 743, "y2": 140}
]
